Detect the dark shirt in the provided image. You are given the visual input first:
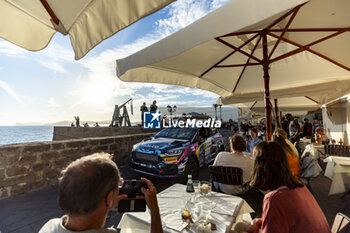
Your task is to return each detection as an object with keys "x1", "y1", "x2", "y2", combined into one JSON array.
[
  {"x1": 282, "y1": 120, "x2": 290, "y2": 137},
  {"x1": 303, "y1": 122, "x2": 313, "y2": 137},
  {"x1": 150, "y1": 104, "x2": 157, "y2": 112},
  {"x1": 140, "y1": 105, "x2": 148, "y2": 112}
]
